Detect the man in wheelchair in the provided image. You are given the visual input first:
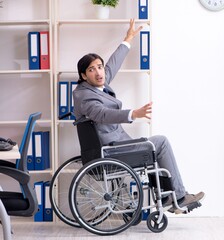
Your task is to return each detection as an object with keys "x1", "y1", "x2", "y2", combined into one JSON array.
[{"x1": 73, "y1": 19, "x2": 204, "y2": 215}]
